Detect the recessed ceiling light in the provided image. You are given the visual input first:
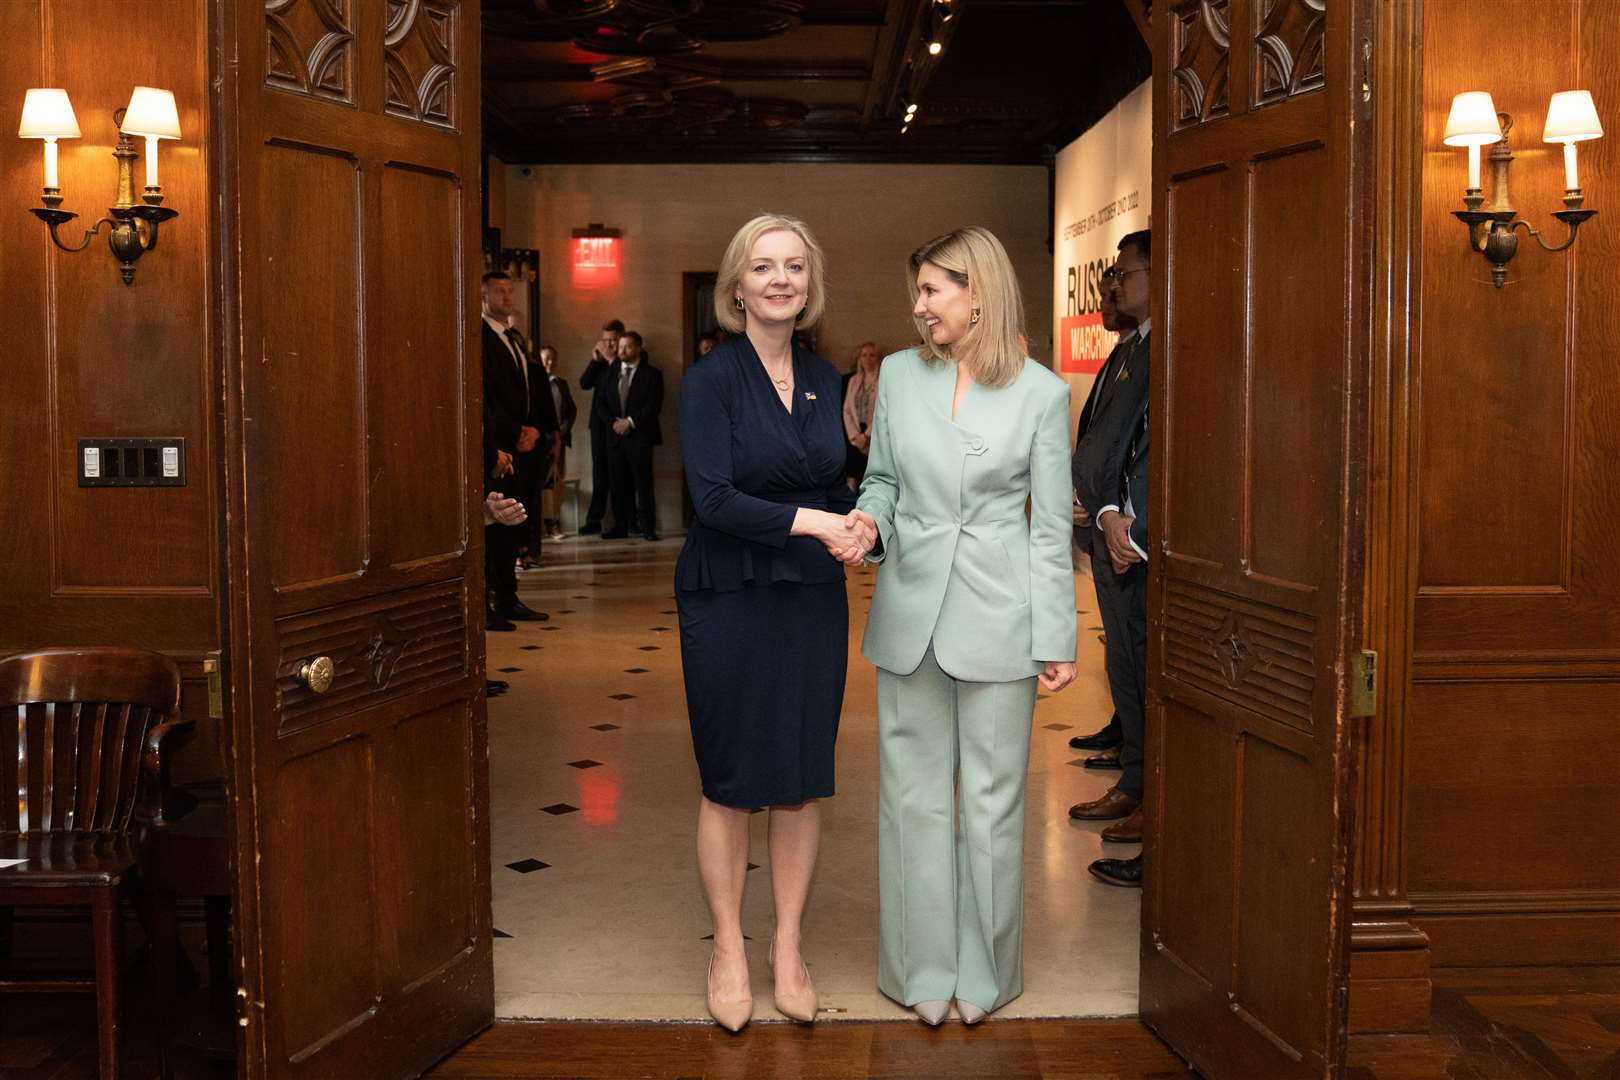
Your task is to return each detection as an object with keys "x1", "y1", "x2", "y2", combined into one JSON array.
[
  {"x1": 928, "y1": 41, "x2": 942, "y2": 55},
  {"x1": 901, "y1": 124, "x2": 910, "y2": 135}
]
